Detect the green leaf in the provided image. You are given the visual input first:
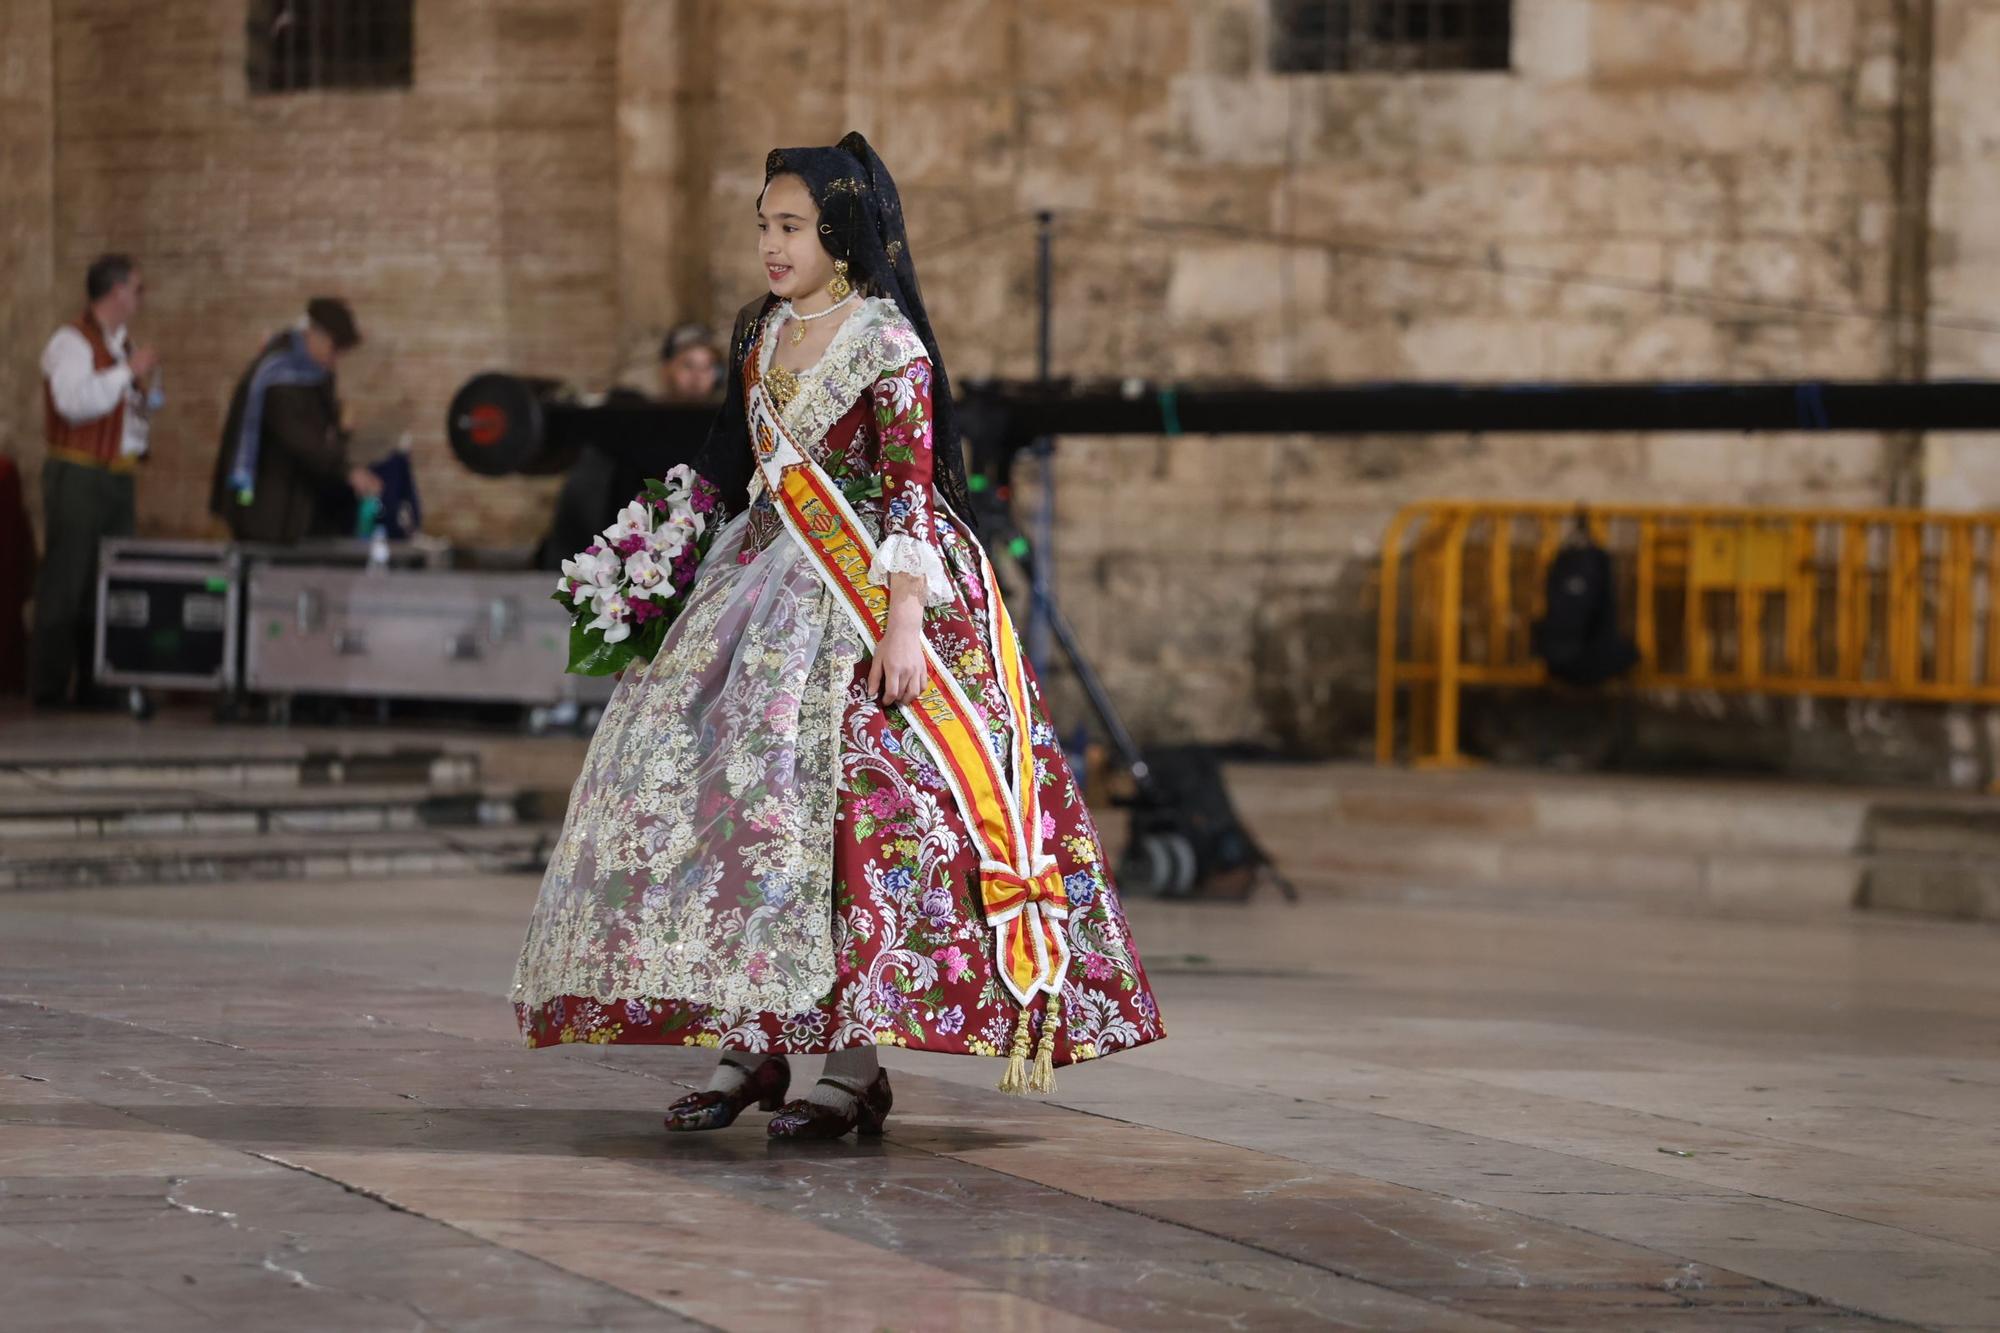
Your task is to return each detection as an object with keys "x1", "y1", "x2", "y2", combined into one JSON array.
[
  {"x1": 632, "y1": 615, "x2": 671, "y2": 664},
  {"x1": 839, "y1": 474, "x2": 884, "y2": 509},
  {"x1": 566, "y1": 621, "x2": 636, "y2": 677}
]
